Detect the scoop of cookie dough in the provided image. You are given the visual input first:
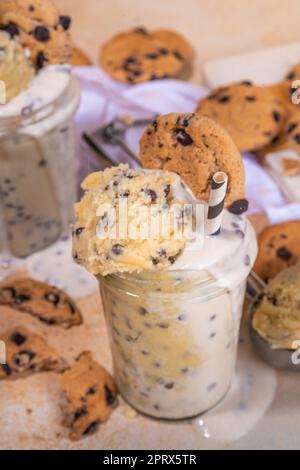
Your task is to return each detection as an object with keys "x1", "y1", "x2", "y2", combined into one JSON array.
[
  {"x1": 0, "y1": 31, "x2": 33, "y2": 102},
  {"x1": 140, "y1": 112, "x2": 245, "y2": 207},
  {"x1": 252, "y1": 262, "x2": 300, "y2": 349},
  {"x1": 0, "y1": 0, "x2": 73, "y2": 69},
  {"x1": 196, "y1": 81, "x2": 286, "y2": 152},
  {"x1": 72, "y1": 164, "x2": 194, "y2": 276},
  {"x1": 100, "y1": 27, "x2": 193, "y2": 84}
]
